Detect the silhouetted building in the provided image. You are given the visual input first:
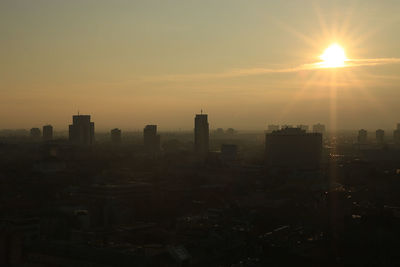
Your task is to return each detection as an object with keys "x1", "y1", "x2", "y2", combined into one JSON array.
[
  {"x1": 376, "y1": 129, "x2": 384, "y2": 144},
  {"x1": 30, "y1": 128, "x2": 41, "y2": 141},
  {"x1": 297, "y1": 124, "x2": 309, "y2": 132},
  {"x1": 194, "y1": 114, "x2": 209, "y2": 155},
  {"x1": 281, "y1": 124, "x2": 293, "y2": 129},
  {"x1": 0, "y1": 217, "x2": 40, "y2": 265},
  {"x1": 267, "y1": 124, "x2": 280, "y2": 132},
  {"x1": 312, "y1": 123, "x2": 326, "y2": 134},
  {"x1": 265, "y1": 127, "x2": 322, "y2": 169},
  {"x1": 394, "y1": 123, "x2": 400, "y2": 143},
  {"x1": 42, "y1": 125, "x2": 53, "y2": 141},
  {"x1": 221, "y1": 144, "x2": 238, "y2": 161},
  {"x1": 68, "y1": 115, "x2": 95, "y2": 145},
  {"x1": 358, "y1": 129, "x2": 367, "y2": 144},
  {"x1": 394, "y1": 131, "x2": 400, "y2": 143},
  {"x1": 111, "y1": 128, "x2": 122, "y2": 144},
  {"x1": 144, "y1": 125, "x2": 160, "y2": 153}
]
